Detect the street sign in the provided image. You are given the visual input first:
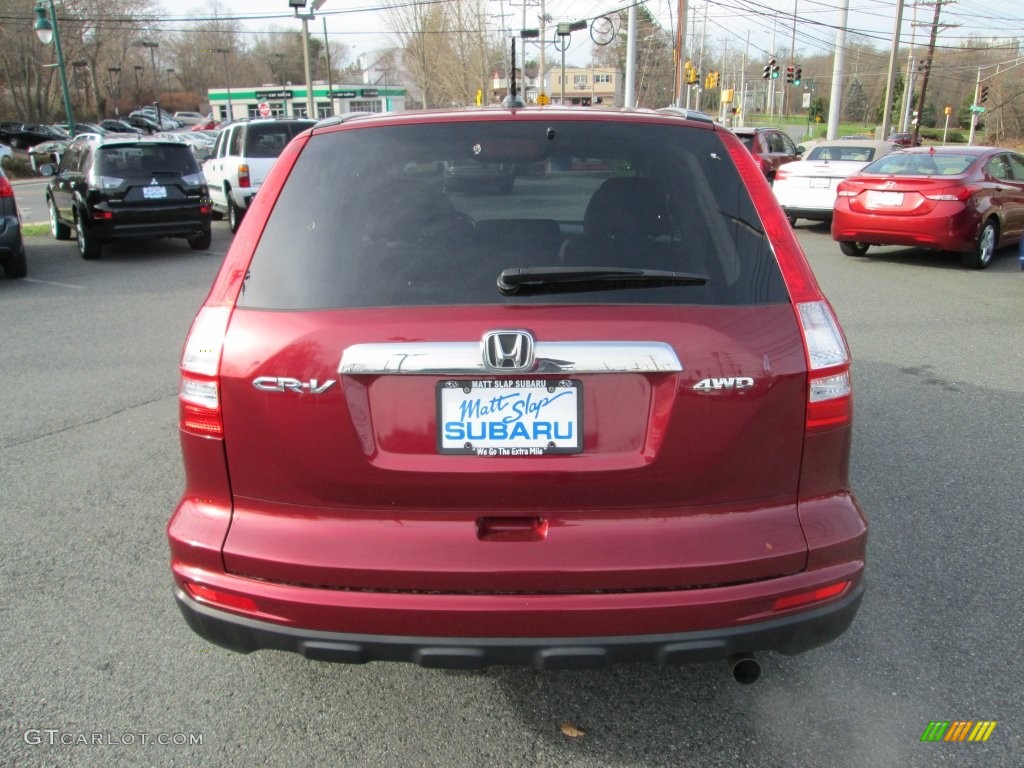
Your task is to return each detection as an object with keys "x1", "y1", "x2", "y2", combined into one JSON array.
[{"x1": 969, "y1": 105, "x2": 987, "y2": 113}]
